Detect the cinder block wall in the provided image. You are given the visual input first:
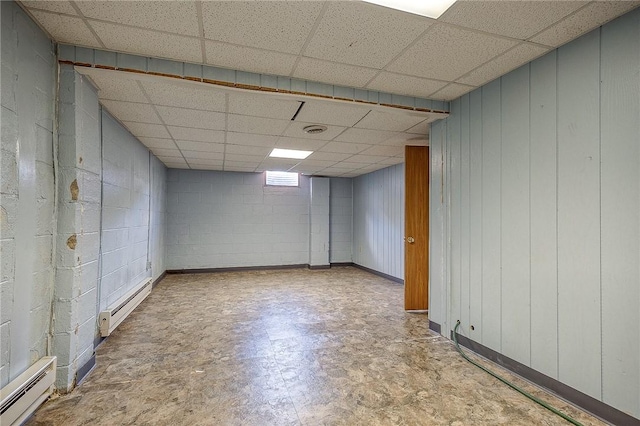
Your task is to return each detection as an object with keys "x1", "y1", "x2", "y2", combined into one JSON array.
[{"x1": 0, "y1": 0, "x2": 56, "y2": 388}]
